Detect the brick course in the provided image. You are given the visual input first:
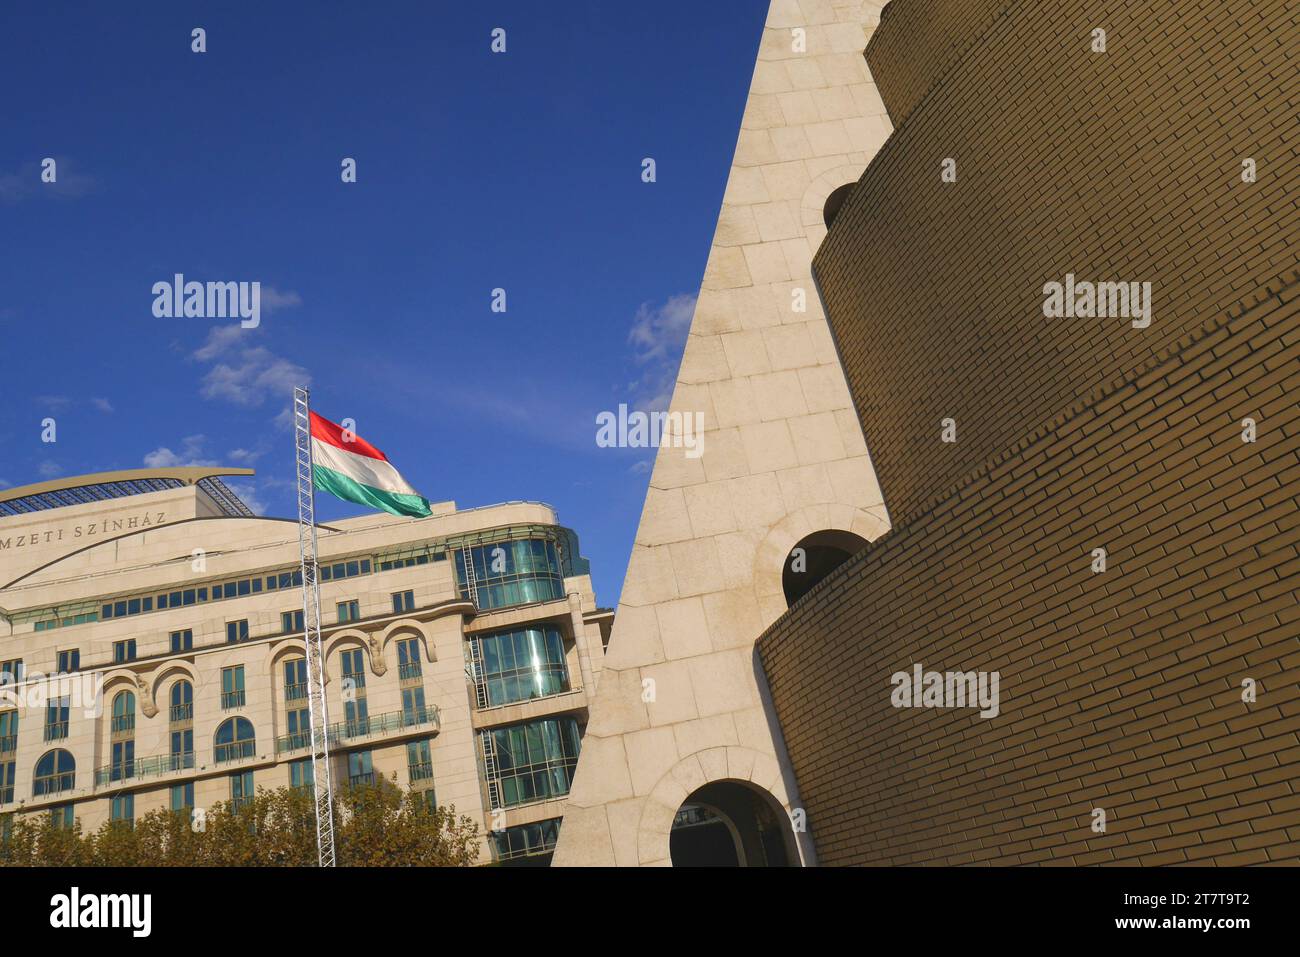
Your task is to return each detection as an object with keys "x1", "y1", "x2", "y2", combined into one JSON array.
[{"x1": 758, "y1": 0, "x2": 1300, "y2": 866}]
